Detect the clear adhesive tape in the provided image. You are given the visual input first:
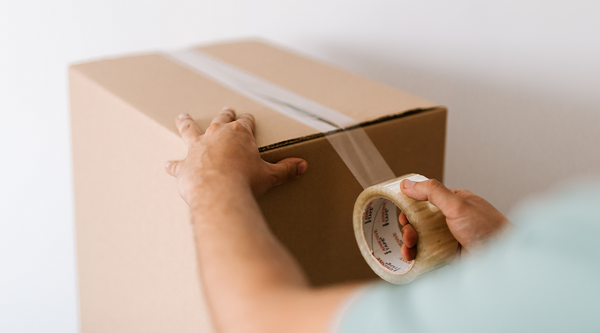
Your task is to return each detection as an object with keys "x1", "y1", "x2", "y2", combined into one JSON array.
[
  {"x1": 353, "y1": 174, "x2": 459, "y2": 284},
  {"x1": 163, "y1": 49, "x2": 396, "y2": 189}
]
